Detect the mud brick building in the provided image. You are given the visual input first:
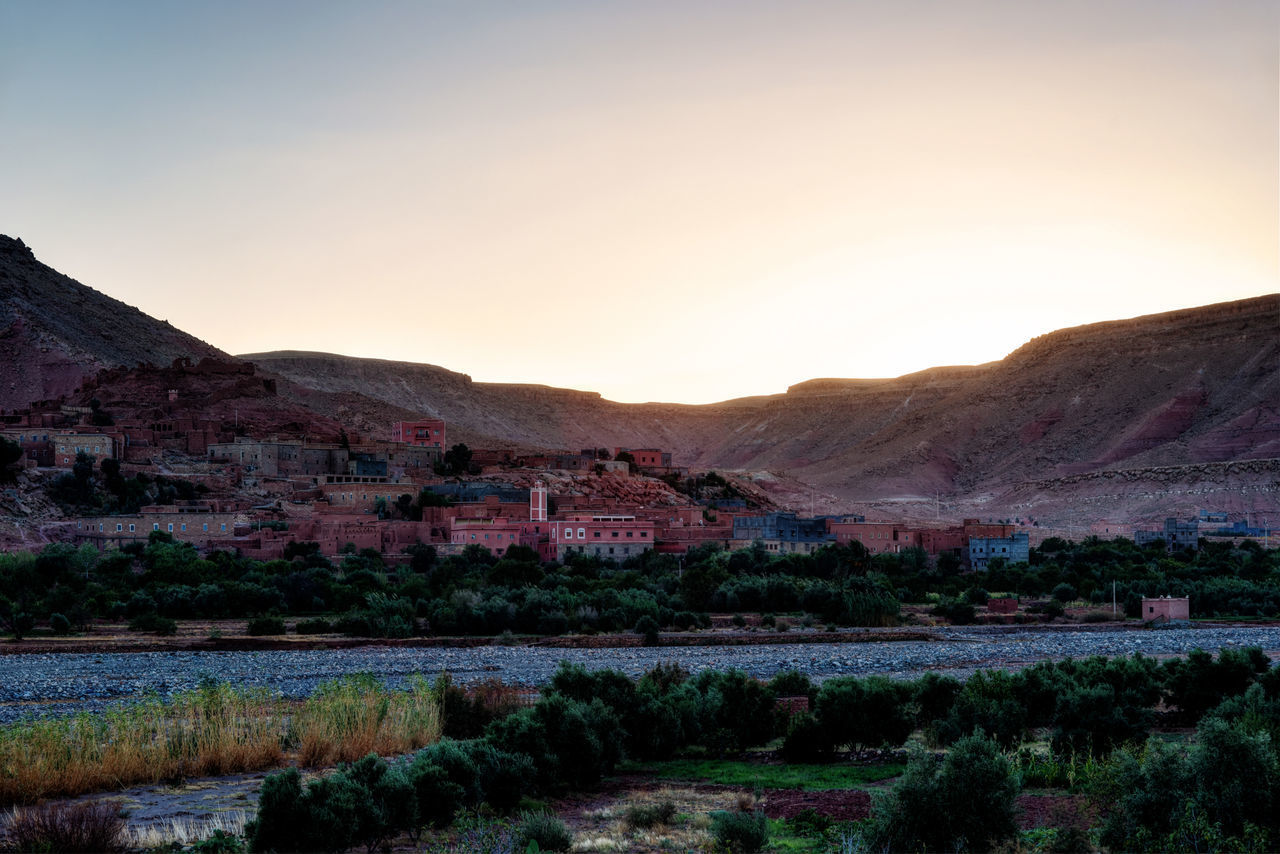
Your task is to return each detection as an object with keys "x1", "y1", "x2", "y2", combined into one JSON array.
[{"x1": 392, "y1": 419, "x2": 446, "y2": 451}]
